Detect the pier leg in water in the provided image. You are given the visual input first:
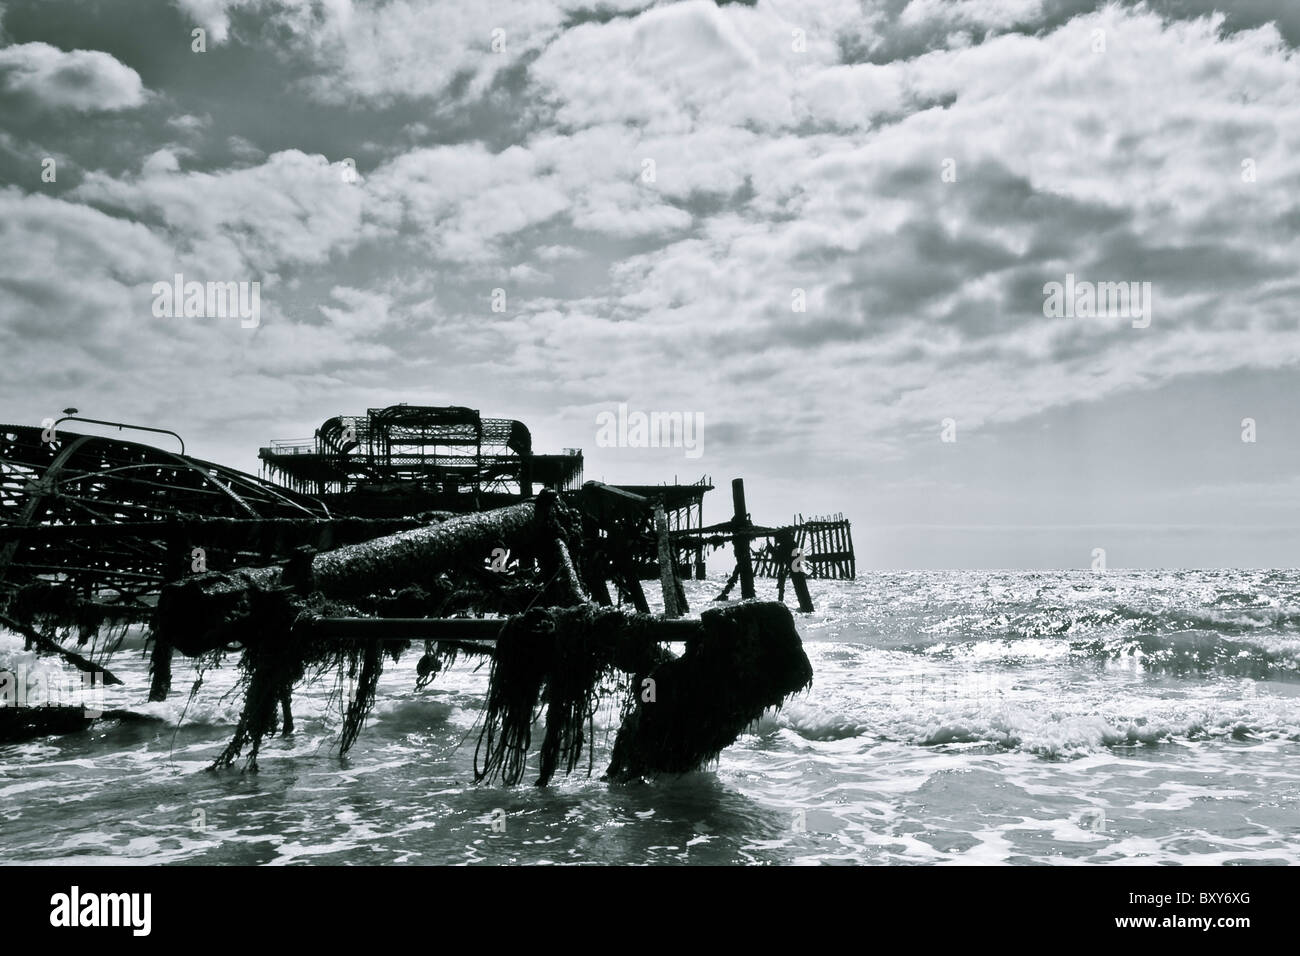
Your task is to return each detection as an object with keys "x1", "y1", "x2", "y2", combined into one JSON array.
[
  {"x1": 147, "y1": 639, "x2": 173, "y2": 702},
  {"x1": 655, "y1": 502, "x2": 680, "y2": 619},
  {"x1": 731, "y1": 478, "x2": 755, "y2": 600},
  {"x1": 713, "y1": 565, "x2": 740, "y2": 602},
  {"x1": 608, "y1": 525, "x2": 650, "y2": 613},
  {"x1": 775, "y1": 527, "x2": 815, "y2": 613},
  {"x1": 280, "y1": 687, "x2": 293, "y2": 736},
  {"x1": 149, "y1": 526, "x2": 185, "y2": 702},
  {"x1": 606, "y1": 601, "x2": 813, "y2": 781}
]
